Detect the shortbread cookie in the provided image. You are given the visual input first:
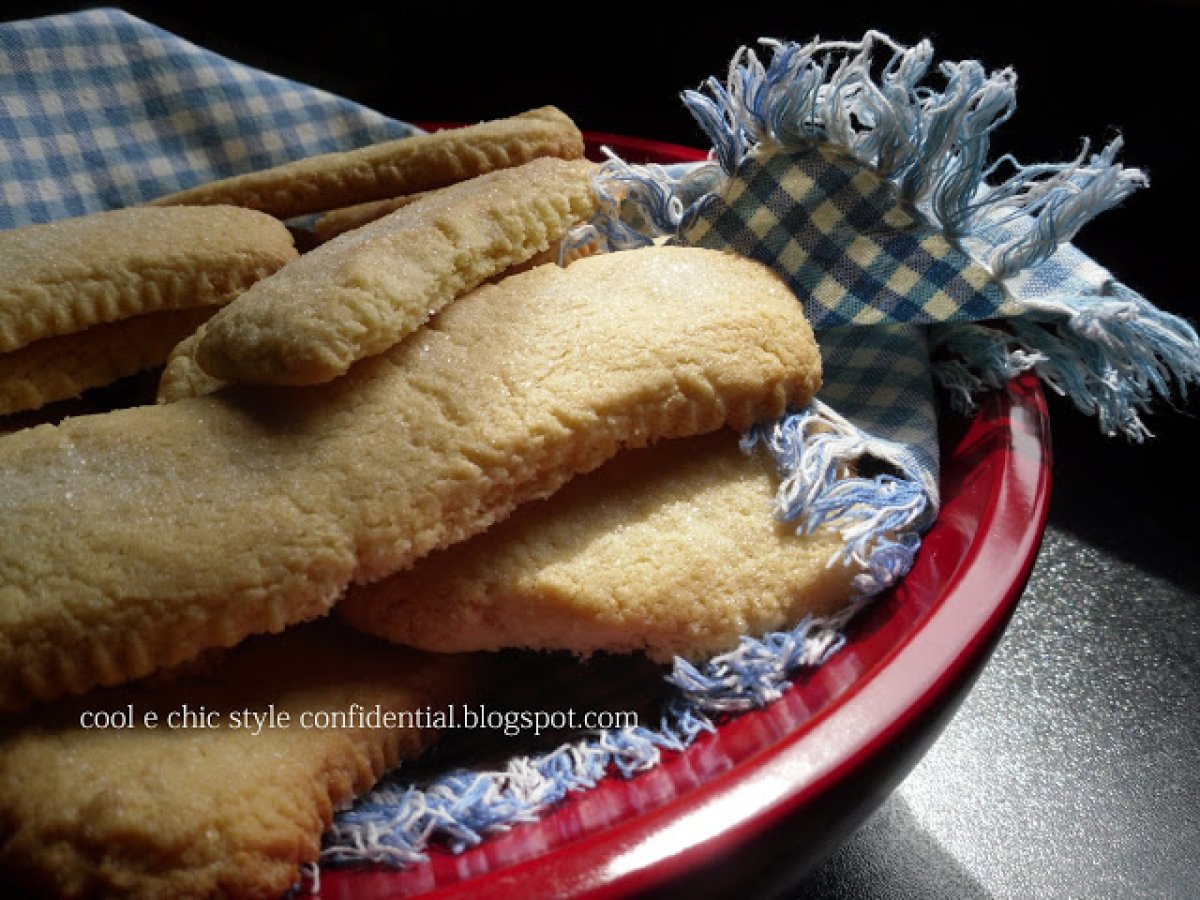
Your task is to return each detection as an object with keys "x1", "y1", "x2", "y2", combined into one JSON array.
[
  {"x1": 0, "y1": 206, "x2": 296, "y2": 354},
  {"x1": 155, "y1": 319, "x2": 224, "y2": 404},
  {"x1": 313, "y1": 192, "x2": 428, "y2": 242},
  {"x1": 154, "y1": 241, "x2": 588, "y2": 404},
  {"x1": 312, "y1": 191, "x2": 601, "y2": 250},
  {"x1": 340, "y1": 430, "x2": 857, "y2": 662},
  {"x1": 193, "y1": 156, "x2": 598, "y2": 386},
  {"x1": 0, "y1": 621, "x2": 484, "y2": 900},
  {"x1": 0, "y1": 306, "x2": 215, "y2": 416},
  {"x1": 149, "y1": 106, "x2": 586, "y2": 220},
  {"x1": 0, "y1": 245, "x2": 819, "y2": 711}
]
